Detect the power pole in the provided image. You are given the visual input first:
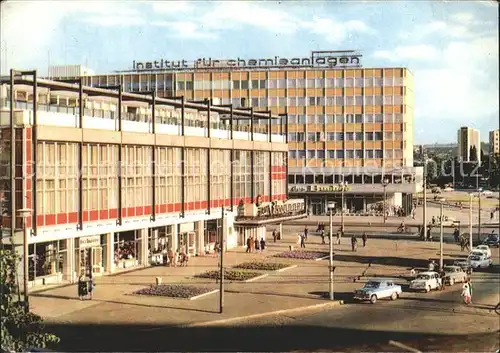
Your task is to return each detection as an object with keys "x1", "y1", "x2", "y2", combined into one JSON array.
[
  {"x1": 439, "y1": 202, "x2": 444, "y2": 269},
  {"x1": 219, "y1": 207, "x2": 225, "y2": 314},
  {"x1": 478, "y1": 193, "x2": 482, "y2": 244},
  {"x1": 423, "y1": 160, "x2": 427, "y2": 239},
  {"x1": 469, "y1": 193, "x2": 473, "y2": 249},
  {"x1": 328, "y1": 205, "x2": 334, "y2": 300}
]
